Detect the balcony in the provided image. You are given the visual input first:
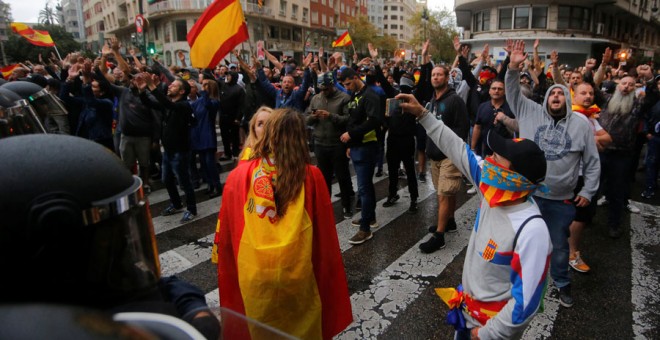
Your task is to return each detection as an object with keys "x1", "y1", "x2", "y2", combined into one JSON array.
[
  {"x1": 239, "y1": 1, "x2": 273, "y2": 16},
  {"x1": 148, "y1": 0, "x2": 214, "y2": 17}
]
